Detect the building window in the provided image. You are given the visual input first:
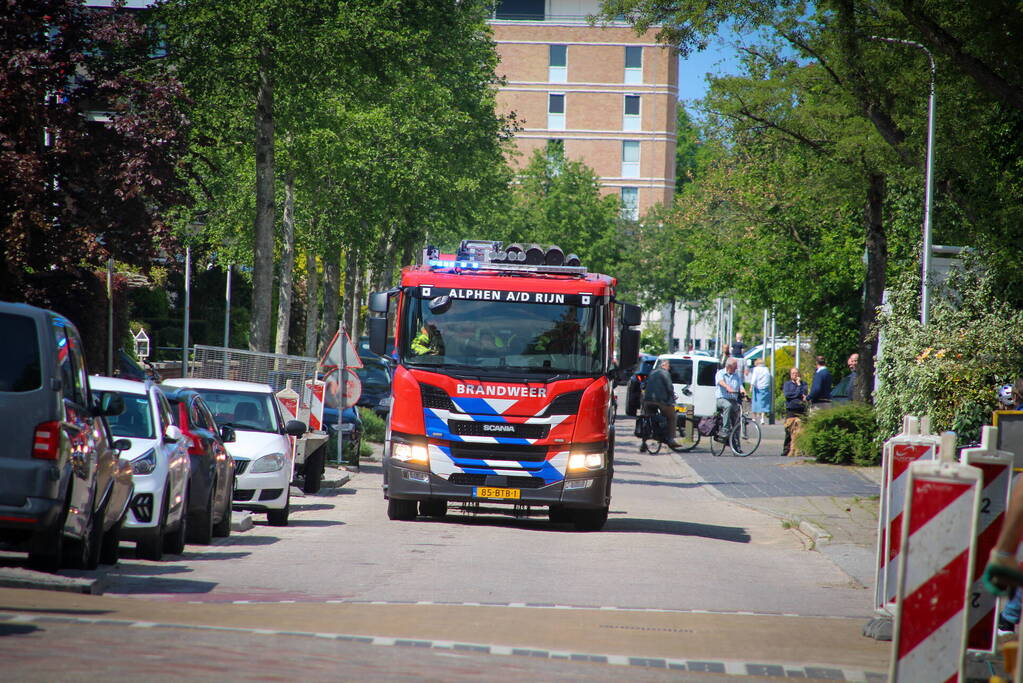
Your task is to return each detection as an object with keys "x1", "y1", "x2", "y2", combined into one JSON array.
[
  {"x1": 547, "y1": 93, "x2": 565, "y2": 131},
  {"x1": 623, "y1": 94, "x2": 641, "y2": 132},
  {"x1": 494, "y1": 0, "x2": 545, "y2": 20},
  {"x1": 548, "y1": 44, "x2": 567, "y2": 84},
  {"x1": 621, "y1": 187, "x2": 639, "y2": 220},
  {"x1": 624, "y1": 46, "x2": 643, "y2": 85},
  {"x1": 622, "y1": 141, "x2": 640, "y2": 179}
]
